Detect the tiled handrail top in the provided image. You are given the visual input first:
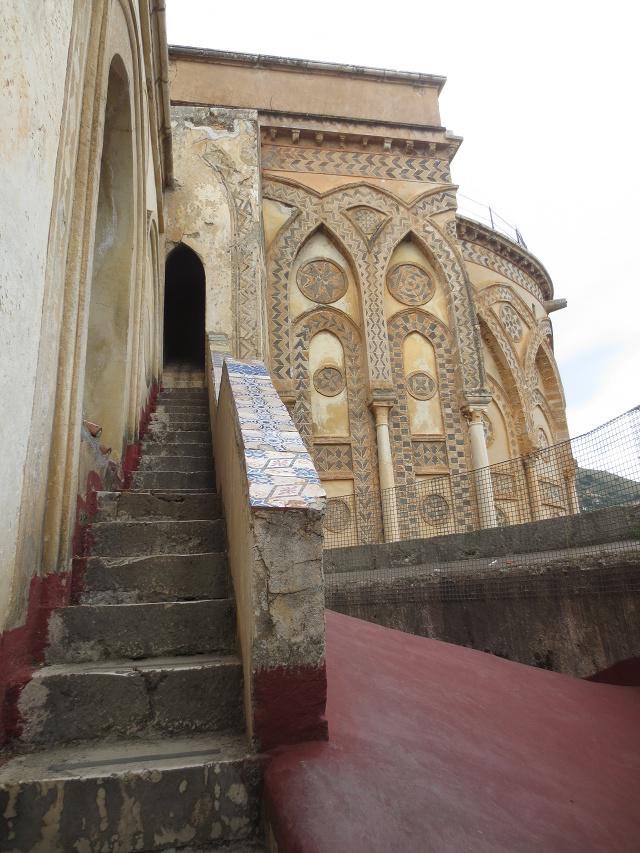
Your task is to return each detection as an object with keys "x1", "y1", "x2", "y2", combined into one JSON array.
[{"x1": 222, "y1": 357, "x2": 326, "y2": 511}]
